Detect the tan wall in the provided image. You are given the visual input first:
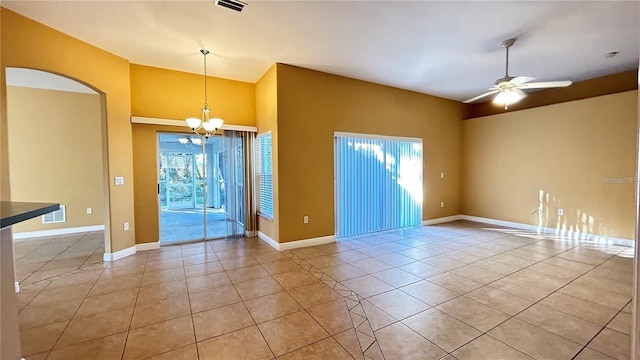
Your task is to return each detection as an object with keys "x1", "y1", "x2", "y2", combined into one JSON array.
[
  {"x1": 462, "y1": 90, "x2": 638, "y2": 239},
  {"x1": 276, "y1": 64, "x2": 464, "y2": 243},
  {"x1": 130, "y1": 64, "x2": 256, "y2": 243},
  {"x1": 1, "y1": 8, "x2": 134, "y2": 252},
  {"x1": 130, "y1": 64, "x2": 255, "y2": 125},
  {"x1": 7, "y1": 87, "x2": 104, "y2": 232},
  {"x1": 255, "y1": 65, "x2": 279, "y2": 241}
]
